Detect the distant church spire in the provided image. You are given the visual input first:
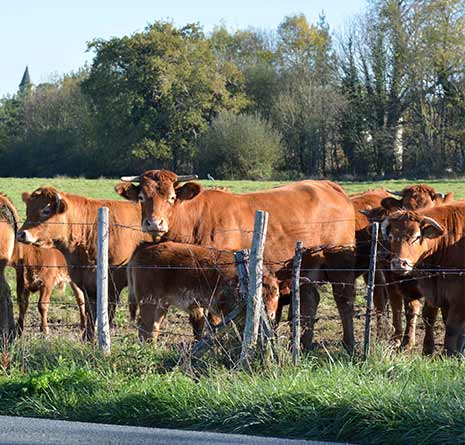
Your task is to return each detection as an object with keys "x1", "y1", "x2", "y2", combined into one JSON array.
[{"x1": 19, "y1": 66, "x2": 32, "y2": 93}]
